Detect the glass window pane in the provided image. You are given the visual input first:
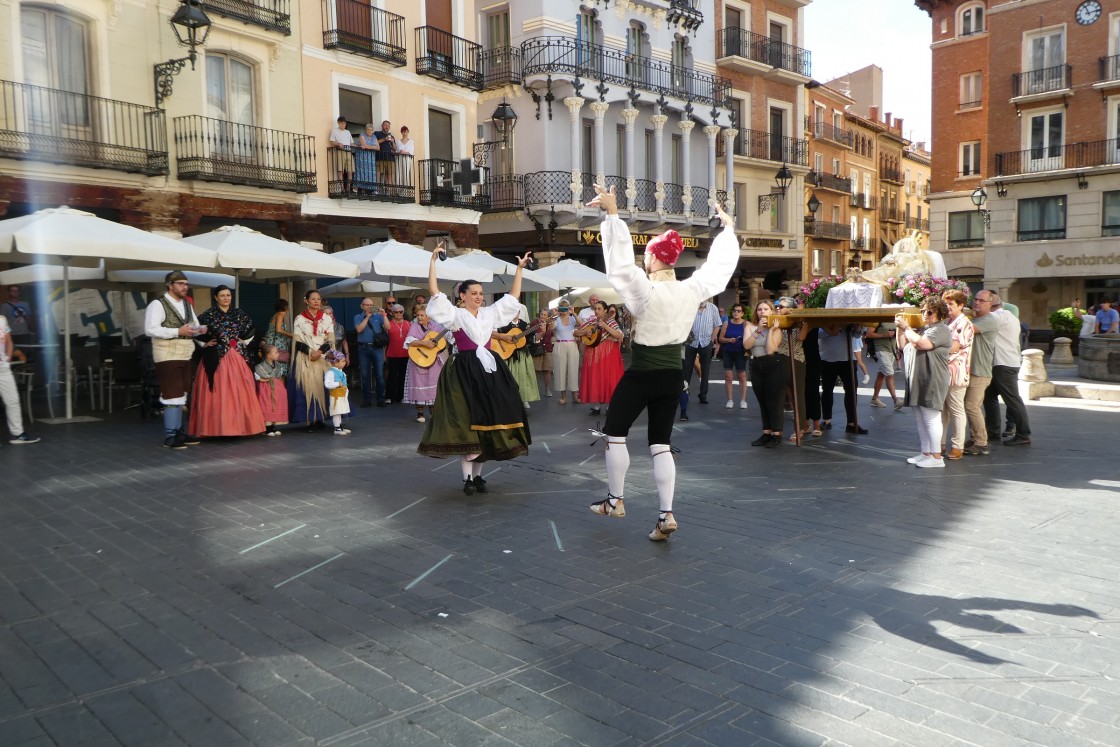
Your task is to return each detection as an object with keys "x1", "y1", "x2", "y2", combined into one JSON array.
[
  {"x1": 206, "y1": 55, "x2": 227, "y2": 119},
  {"x1": 229, "y1": 59, "x2": 254, "y2": 125}
]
